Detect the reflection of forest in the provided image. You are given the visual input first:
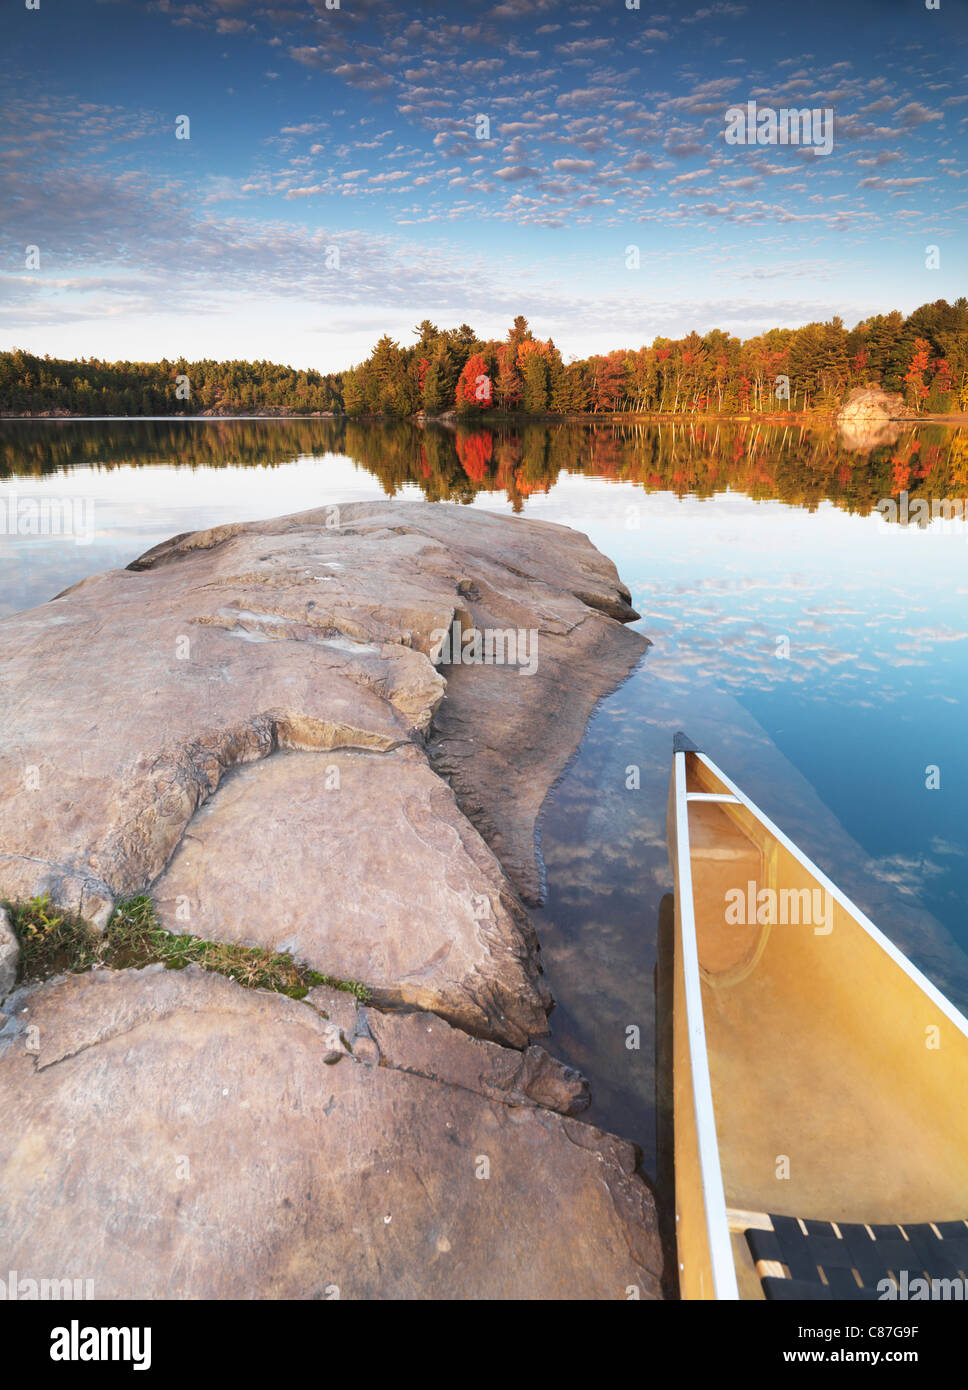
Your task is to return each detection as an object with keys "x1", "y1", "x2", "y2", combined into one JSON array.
[{"x1": 3, "y1": 418, "x2": 968, "y2": 517}]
